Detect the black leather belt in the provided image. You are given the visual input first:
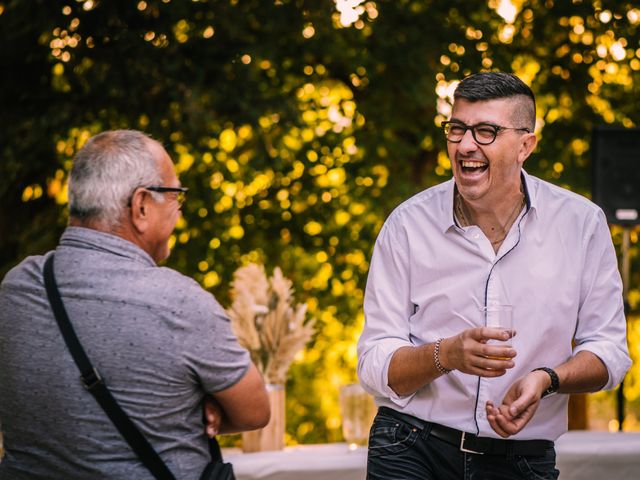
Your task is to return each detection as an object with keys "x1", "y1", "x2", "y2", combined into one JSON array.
[{"x1": 378, "y1": 407, "x2": 554, "y2": 456}]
